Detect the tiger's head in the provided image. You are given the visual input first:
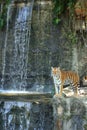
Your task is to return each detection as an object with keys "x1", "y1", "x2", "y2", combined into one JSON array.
[{"x1": 51, "y1": 67, "x2": 61, "y2": 78}]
